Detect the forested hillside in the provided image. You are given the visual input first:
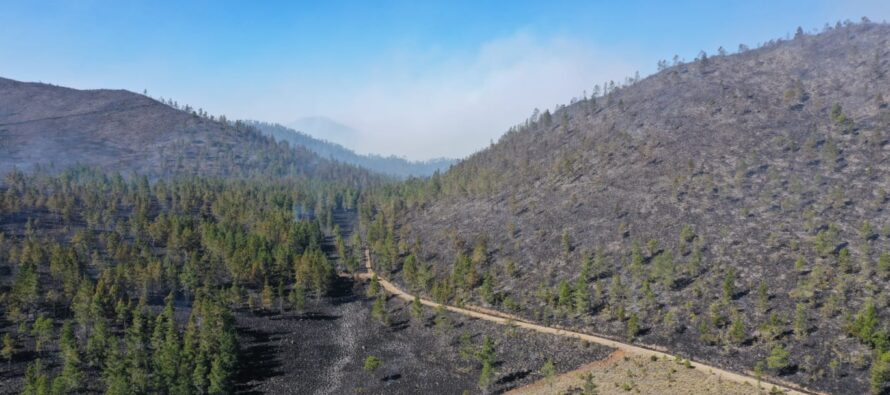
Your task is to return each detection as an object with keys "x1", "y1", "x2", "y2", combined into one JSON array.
[
  {"x1": 0, "y1": 77, "x2": 386, "y2": 393},
  {"x1": 0, "y1": 77, "x2": 376, "y2": 185},
  {"x1": 362, "y1": 21, "x2": 890, "y2": 394},
  {"x1": 0, "y1": 168, "x2": 357, "y2": 393},
  {"x1": 251, "y1": 121, "x2": 456, "y2": 179}
]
